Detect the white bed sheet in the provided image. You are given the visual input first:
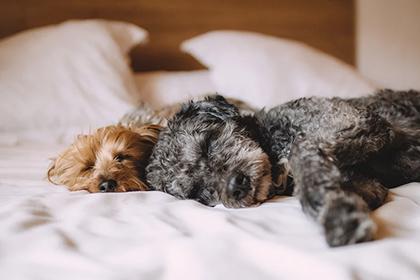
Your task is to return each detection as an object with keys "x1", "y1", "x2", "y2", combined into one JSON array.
[{"x1": 1, "y1": 142, "x2": 420, "y2": 280}]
